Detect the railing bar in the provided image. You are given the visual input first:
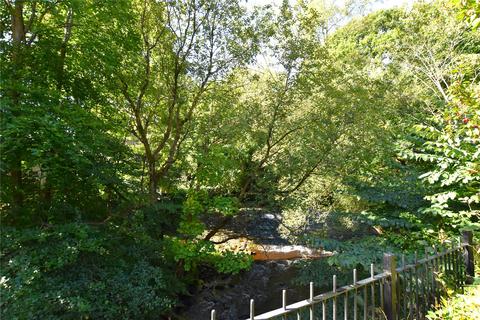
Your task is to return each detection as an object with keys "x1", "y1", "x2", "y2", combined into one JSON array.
[
  {"x1": 457, "y1": 247, "x2": 461, "y2": 291},
  {"x1": 414, "y1": 251, "x2": 419, "y2": 320},
  {"x1": 458, "y1": 247, "x2": 462, "y2": 291},
  {"x1": 426, "y1": 247, "x2": 432, "y2": 309},
  {"x1": 448, "y1": 247, "x2": 452, "y2": 274},
  {"x1": 363, "y1": 286, "x2": 367, "y2": 320},
  {"x1": 309, "y1": 282, "x2": 314, "y2": 320},
  {"x1": 396, "y1": 269, "x2": 401, "y2": 319},
  {"x1": 436, "y1": 249, "x2": 441, "y2": 304},
  {"x1": 419, "y1": 261, "x2": 424, "y2": 320},
  {"x1": 459, "y1": 247, "x2": 464, "y2": 293},
  {"x1": 402, "y1": 268, "x2": 407, "y2": 318},
  {"x1": 354, "y1": 289, "x2": 357, "y2": 320},
  {"x1": 458, "y1": 242, "x2": 463, "y2": 290},
  {"x1": 250, "y1": 299, "x2": 255, "y2": 320},
  {"x1": 430, "y1": 259, "x2": 434, "y2": 310},
  {"x1": 437, "y1": 254, "x2": 441, "y2": 303},
  {"x1": 432, "y1": 247, "x2": 438, "y2": 307},
  {"x1": 452, "y1": 248, "x2": 458, "y2": 291},
  {"x1": 402, "y1": 269, "x2": 407, "y2": 320},
  {"x1": 444, "y1": 247, "x2": 450, "y2": 297},
  {"x1": 379, "y1": 278, "x2": 384, "y2": 311},
  {"x1": 344, "y1": 292, "x2": 348, "y2": 320},
  {"x1": 427, "y1": 253, "x2": 432, "y2": 317},
  {"x1": 456, "y1": 249, "x2": 460, "y2": 294},
  {"x1": 322, "y1": 300, "x2": 326, "y2": 320},
  {"x1": 408, "y1": 267, "x2": 413, "y2": 320},
  {"x1": 353, "y1": 269, "x2": 357, "y2": 320},
  {"x1": 333, "y1": 297, "x2": 337, "y2": 320},
  {"x1": 332, "y1": 275, "x2": 337, "y2": 320},
  {"x1": 370, "y1": 264, "x2": 375, "y2": 320},
  {"x1": 440, "y1": 250, "x2": 445, "y2": 298}
]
